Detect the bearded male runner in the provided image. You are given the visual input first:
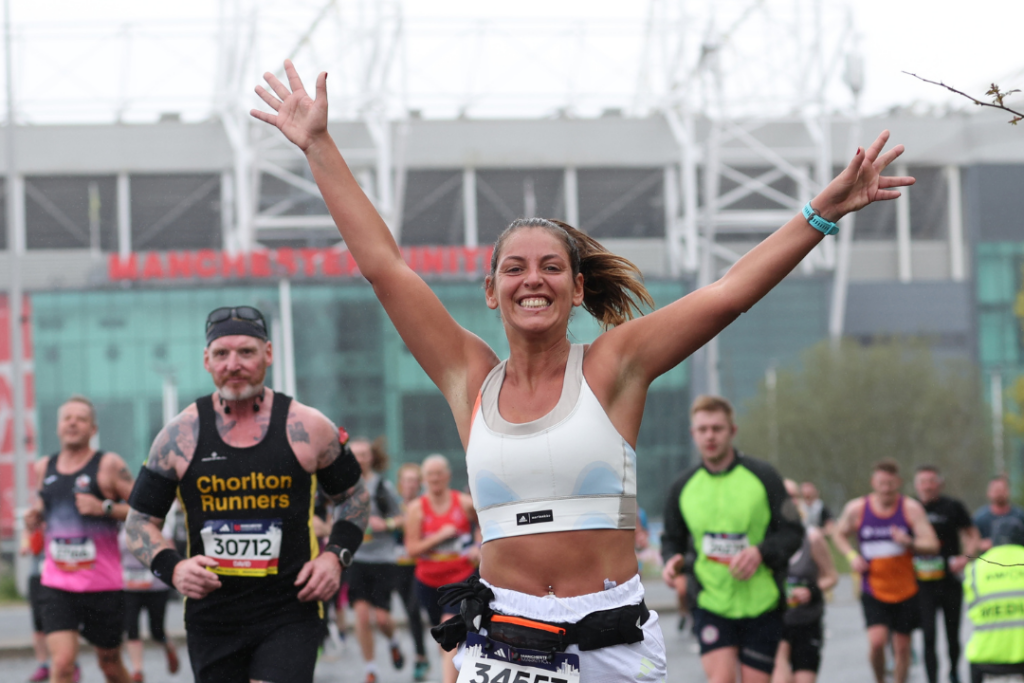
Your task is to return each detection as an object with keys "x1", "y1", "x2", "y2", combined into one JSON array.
[{"x1": 125, "y1": 306, "x2": 369, "y2": 683}]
